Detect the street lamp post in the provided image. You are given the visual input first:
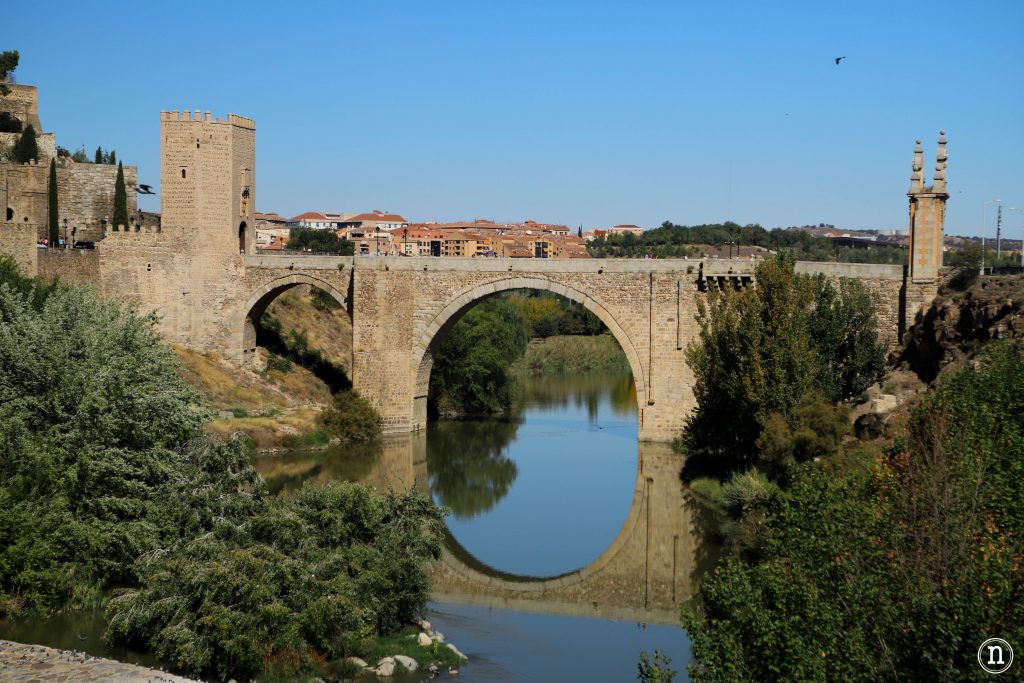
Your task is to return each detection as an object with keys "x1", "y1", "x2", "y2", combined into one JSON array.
[
  {"x1": 63, "y1": 218, "x2": 68, "y2": 248},
  {"x1": 1009, "y1": 207, "x2": 1024, "y2": 268},
  {"x1": 982, "y1": 199, "x2": 1002, "y2": 275}
]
